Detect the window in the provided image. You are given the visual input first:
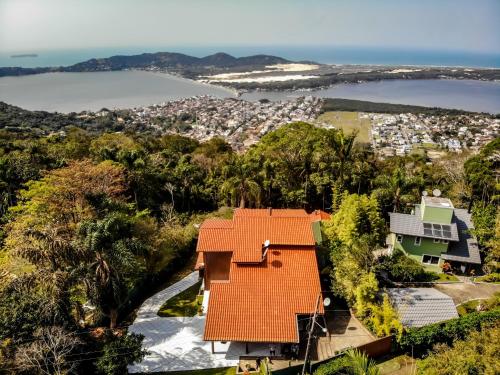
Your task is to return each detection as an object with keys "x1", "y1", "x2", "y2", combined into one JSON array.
[
  {"x1": 396, "y1": 234, "x2": 403, "y2": 243},
  {"x1": 414, "y1": 237, "x2": 421, "y2": 246},
  {"x1": 433, "y1": 238, "x2": 441, "y2": 243},
  {"x1": 442, "y1": 240, "x2": 449, "y2": 245},
  {"x1": 422, "y1": 254, "x2": 440, "y2": 265}
]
